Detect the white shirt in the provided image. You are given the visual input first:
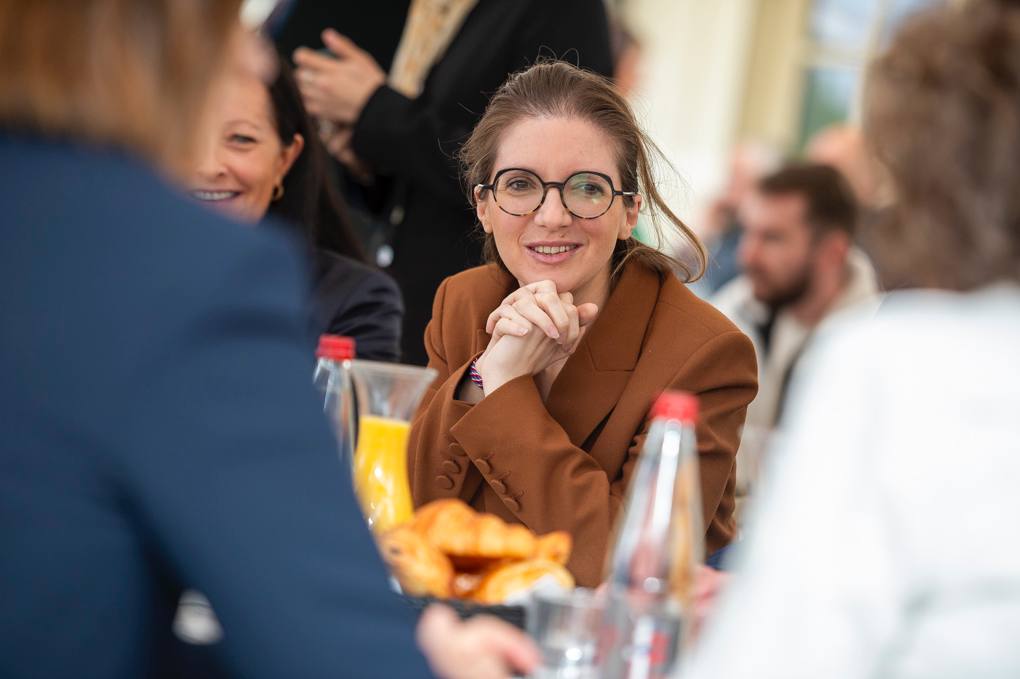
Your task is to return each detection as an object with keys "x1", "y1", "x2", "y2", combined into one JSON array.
[
  {"x1": 712, "y1": 248, "x2": 880, "y2": 520},
  {"x1": 681, "y1": 285, "x2": 1020, "y2": 679},
  {"x1": 712, "y1": 247, "x2": 880, "y2": 429}
]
